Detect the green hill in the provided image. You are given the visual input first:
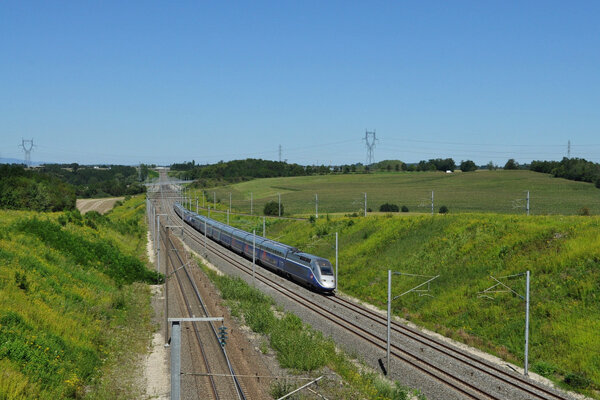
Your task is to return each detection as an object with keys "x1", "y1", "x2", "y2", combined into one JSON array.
[
  {"x1": 206, "y1": 210, "x2": 600, "y2": 397},
  {"x1": 192, "y1": 170, "x2": 600, "y2": 216},
  {"x1": 0, "y1": 196, "x2": 160, "y2": 399}
]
